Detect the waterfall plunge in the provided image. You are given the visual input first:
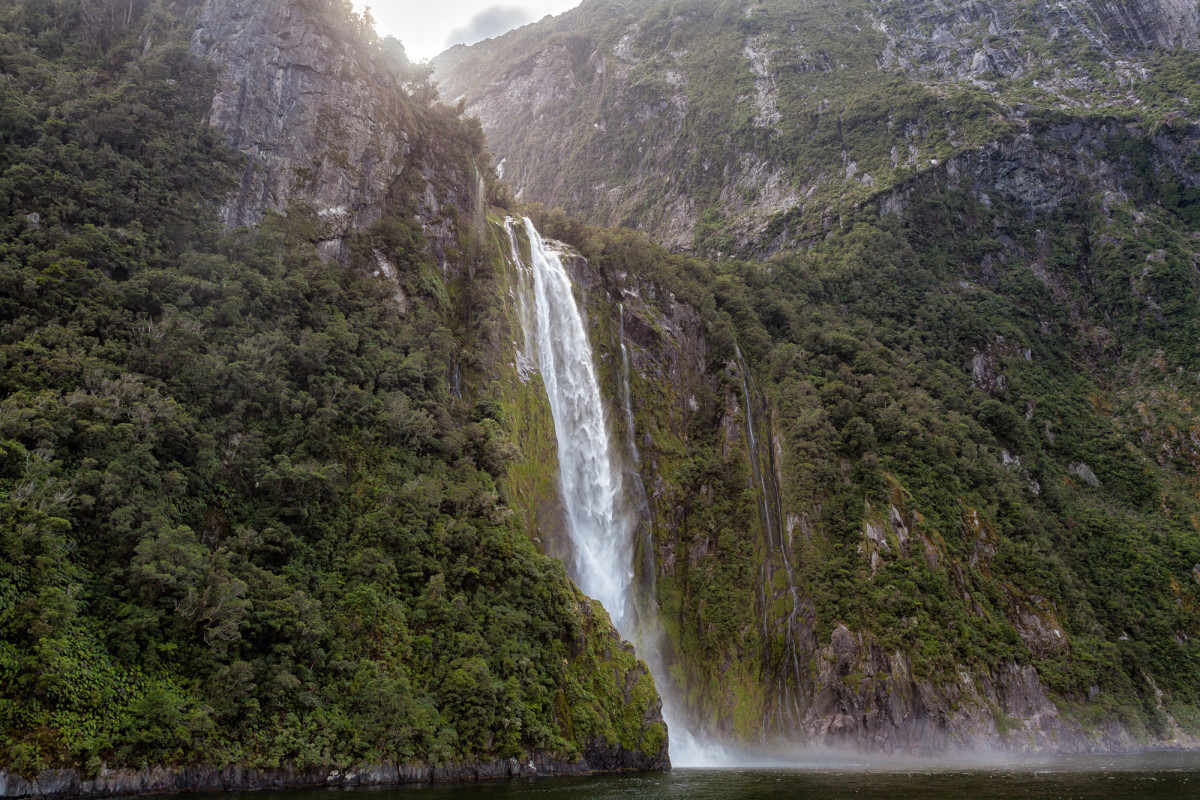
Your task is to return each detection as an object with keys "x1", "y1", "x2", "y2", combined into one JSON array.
[
  {"x1": 506, "y1": 217, "x2": 728, "y2": 766},
  {"x1": 515, "y1": 217, "x2": 635, "y2": 630}
]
